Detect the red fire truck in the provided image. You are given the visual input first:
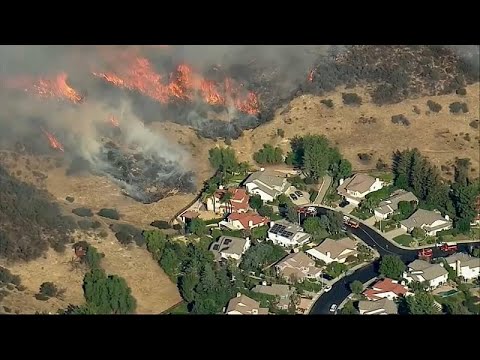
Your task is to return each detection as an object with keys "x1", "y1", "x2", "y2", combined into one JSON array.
[
  {"x1": 418, "y1": 248, "x2": 433, "y2": 261},
  {"x1": 343, "y1": 216, "x2": 360, "y2": 228},
  {"x1": 440, "y1": 243, "x2": 458, "y2": 253}
]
